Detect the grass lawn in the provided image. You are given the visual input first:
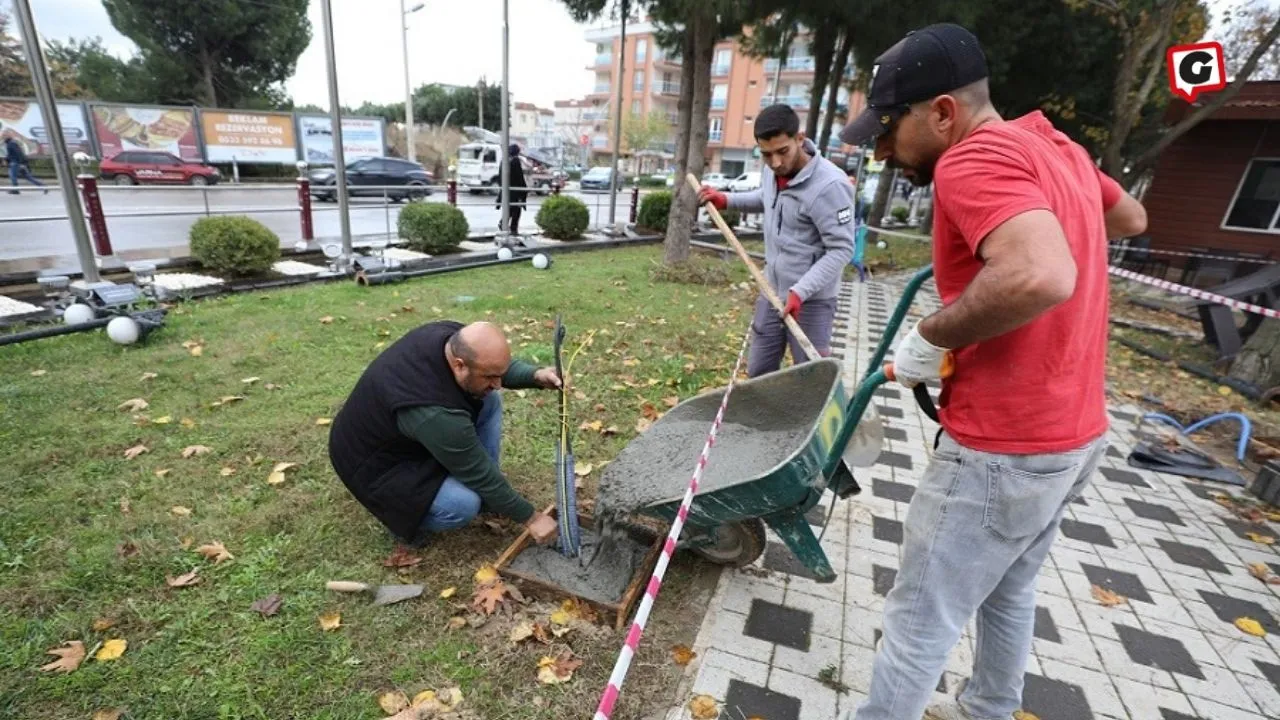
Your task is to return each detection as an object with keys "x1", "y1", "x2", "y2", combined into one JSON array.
[{"x1": 1, "y1": 245, "x2": 757, "y2": 719}]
